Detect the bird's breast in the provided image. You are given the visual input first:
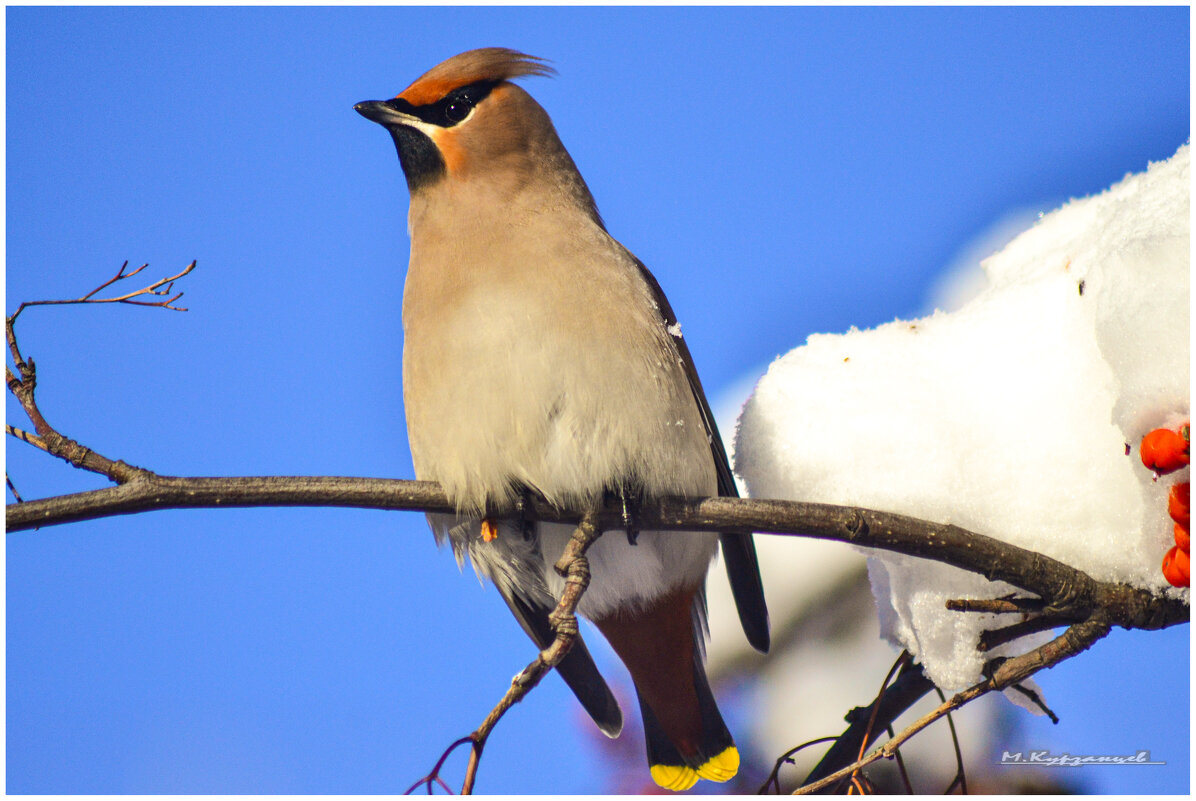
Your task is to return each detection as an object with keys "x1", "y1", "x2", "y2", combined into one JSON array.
[{"x1": 401, "y1": 217, "x2": 715, "y2": 514}]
